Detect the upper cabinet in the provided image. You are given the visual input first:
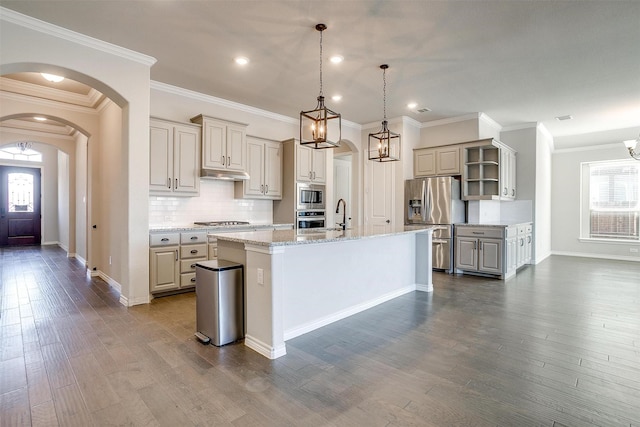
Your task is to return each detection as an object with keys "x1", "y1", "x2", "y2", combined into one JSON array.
[
  {"x1": 414, "y1": 146, "x2": 461, "y2": 177},
  {"x1": 235, "y1": 136, "x2": 283, "y2": 200},
  {"x1": 191, "y1": 115, "x2": 247, "y2": 173},
  {"x1": 461, "y1": 138, "x2": 516, "y2": 201},
  {"x1": 149, "y1": 118, "x2": 200, "y2": 196},
  {"x1": 296, "y1": 144, "x2": 326, "y2": 183}
]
